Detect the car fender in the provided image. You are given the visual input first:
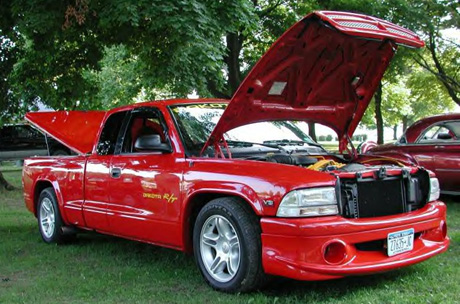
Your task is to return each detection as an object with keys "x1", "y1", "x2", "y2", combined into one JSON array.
[
  {"x1": 368, "y1": 150, "x2": 418, "y2": 166},
  {"x1": 180, "y1": 182, "x2": 264, "y2": 253},
  {"x1": 32, "y1": 175, "x2": 69, "y2": 224}
]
